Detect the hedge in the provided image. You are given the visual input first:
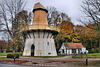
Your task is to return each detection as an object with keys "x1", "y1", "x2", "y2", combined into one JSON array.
[{"x1": 7, "y1": 54, "x2": 19, "y2": 58}]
